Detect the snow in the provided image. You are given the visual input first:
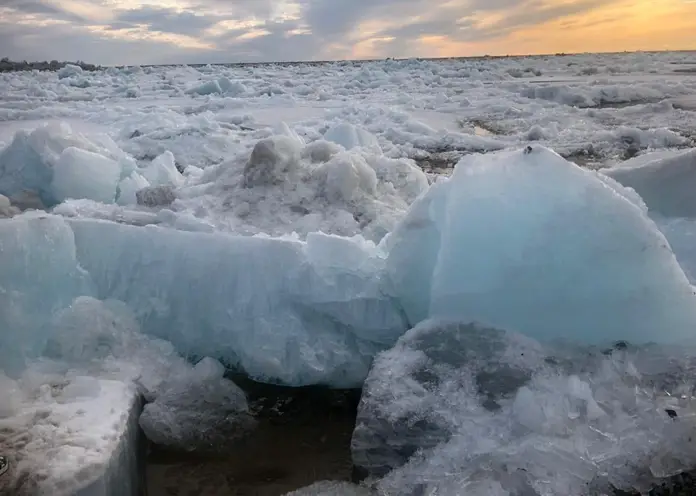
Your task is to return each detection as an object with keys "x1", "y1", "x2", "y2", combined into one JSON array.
[
  {"x1": 383, "y1": 146, "x2": 696, "y2": 345},
  {"x1": 355, "y1": 319, "x2": 696, "y2": 496},
  {"x1": 0, "y1": 373, "x2": 144, "y2": 496}
]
